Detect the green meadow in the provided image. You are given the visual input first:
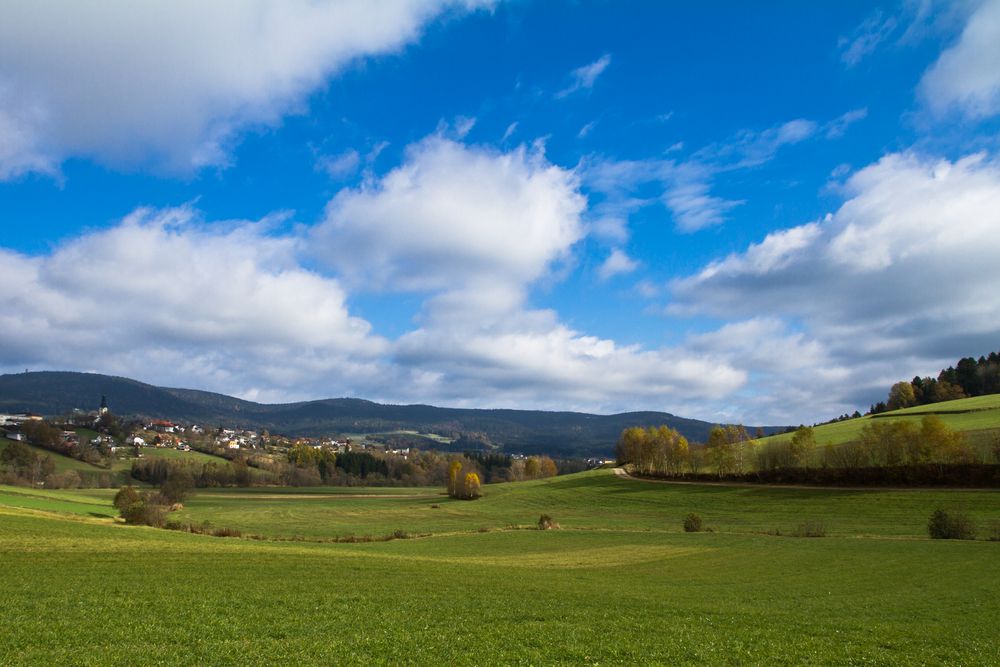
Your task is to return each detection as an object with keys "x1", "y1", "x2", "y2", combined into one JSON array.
[
  {"x1": 754, "y1": 393, "x2": 1000, "y2": 450},
  {"x1": 2, "y1": 469, "x2": 999, "y2": 665}
]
